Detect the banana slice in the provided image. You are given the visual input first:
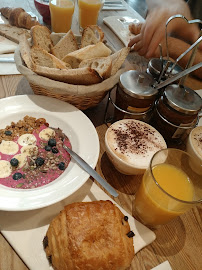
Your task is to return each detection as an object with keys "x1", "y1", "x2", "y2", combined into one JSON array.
[
  {"x1": 39, "y1": 128, "x2": 55, "y2": 141},
  {"x1": 0, "y1": 160, "x2": 12, "y2": 178},
  {"x1": 13, "y1": 153, "x2": 27, "y2": 169},
  {"x1": 0, "y1": 140, "x2": 19, "y2": 155},
  {"x1": 18, "y1": 134, "x2": 37, "y2": 146},
  {"x1": 21, "y1": 145, "x2": 38, "y2": 157}
]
